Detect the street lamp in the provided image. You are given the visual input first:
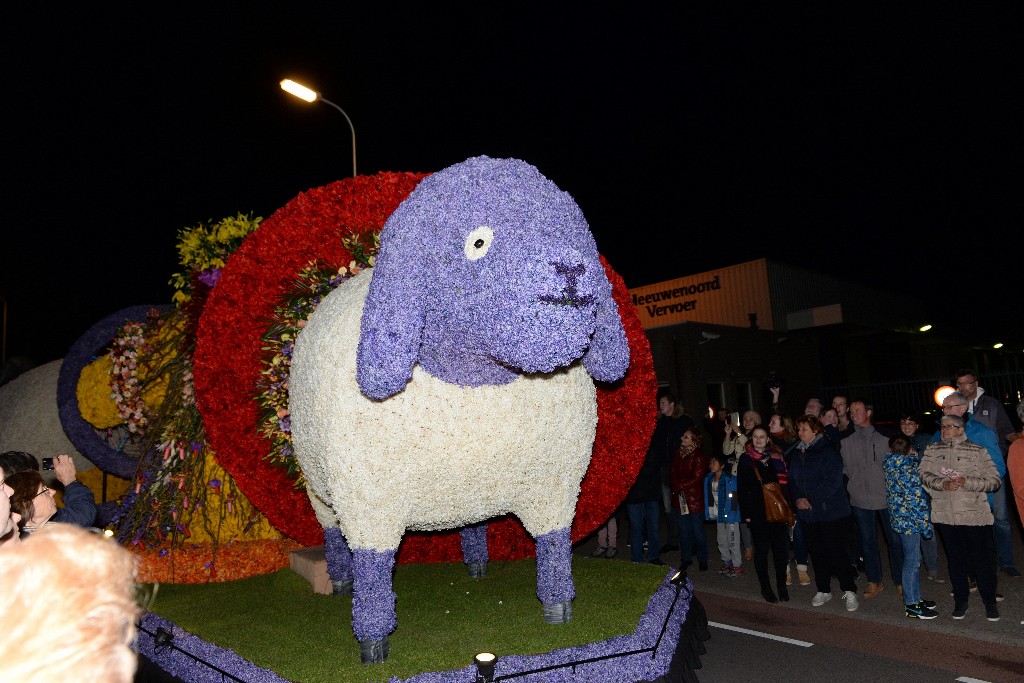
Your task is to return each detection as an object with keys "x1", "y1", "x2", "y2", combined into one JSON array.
[{"x1": 280, "y1": 78, "x2": 357, "y2": 178}]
